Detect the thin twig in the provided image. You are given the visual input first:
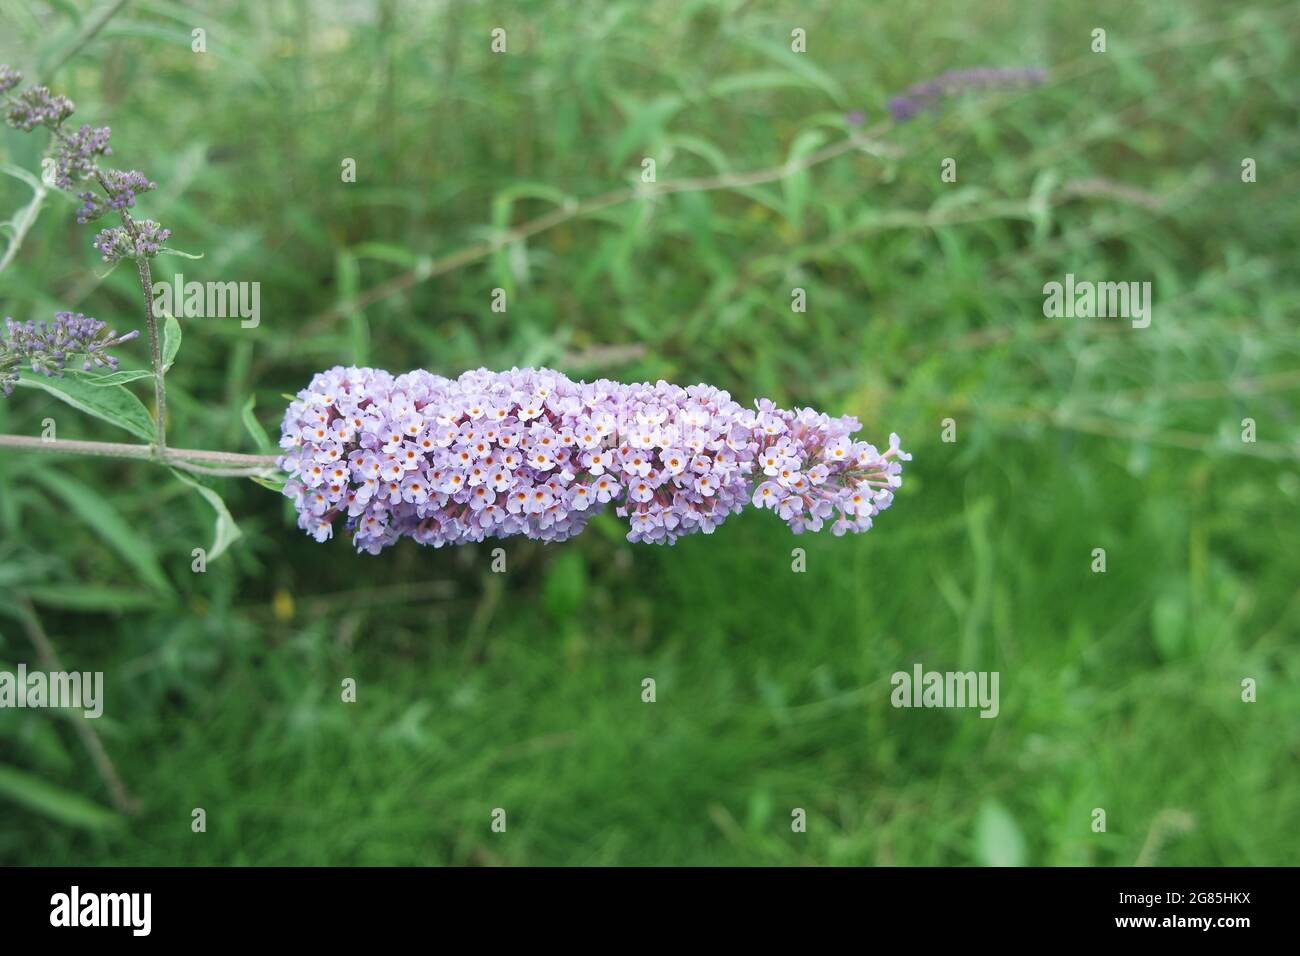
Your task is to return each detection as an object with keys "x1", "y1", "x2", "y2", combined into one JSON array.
[
  {"x1": 40, "y1": 0, "x2": 132, "y2": 80},
  {"x1": 15, "y1": 595, "x2": 141, "y2": 816},
  {"x1": 135, "y1": 254, "x2": 165, "y2": 451},
  {"x1": 168, "y1": 459, "x2": 277, "y2": 477},
  {"x1": 0, "y1": 433, "x2": 278, "y2": 475}
]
